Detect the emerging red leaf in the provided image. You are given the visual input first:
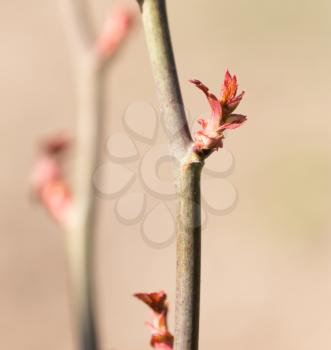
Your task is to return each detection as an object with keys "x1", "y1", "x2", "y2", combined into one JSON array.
[
  {"x1": 189, "y1": 79, "x2": 221, "y2": 124},
  {"x1": 220, "y1": 70, "x2": 245, "y2": 114},
  {"x1": 190, "y1": 70, "x2": 247, "y2": 151},
  {"x1": 220, "y1": 114, "x2": 247, "y2": 130},
  {"x1": 134, "y1": 291, "x2": 174, "y2": 350},
  {"x1": 135, "y1": 291, "x2": 168, "y2": 314}
]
